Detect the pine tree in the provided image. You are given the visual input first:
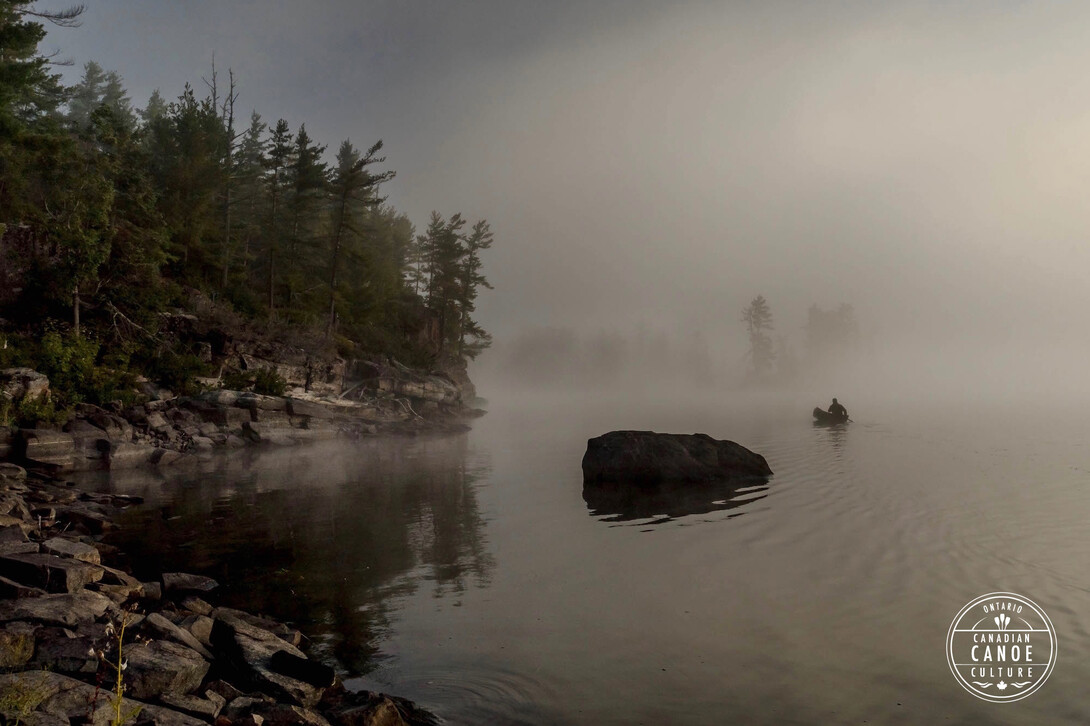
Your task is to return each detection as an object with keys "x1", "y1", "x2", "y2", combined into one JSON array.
[
  {"x1": 283, "y1": 124, "x2": 328, "y2": 314},
  {"x1": 101, "y1": 71, "x2": 132, "y2": 123},
  {"x1": 66, "y1": 61, "x2": 107, "y2": 129},
  {"x1": 139, "y1": 89, "x2": 167, "y2": 126},
  {"x1": 0, "y1": 1, "x2": 73, "y2": 219},
  {"x1": 68, "y1": 64, "x2": 133, "y2": 133},
  {"x1": 0, "y1": 1, "x2": 72, "y2": 132},
  {"x1": 232, "y1": 111, "x2": 267, "y2": 294},
  {"x1": 324, "y1": 139, "x2": 393, "y2": 335},
  {"x1": 147, "y1": 84, "x2": 225, "y2": 280},
  {"x1": 420, "y1": 212, "x2": 466, "y2": 356},
  {"x1": 742, "y1": 295, "x2": 775, "y2": 378},
  {"x1": 37, "y1": 135, "x2": 114, "y2": 336},
  {"x1": 215, "y1": 68, "x2": 240, "y2": 289},
  {"x1": 456, "y1": 219, "x2": 493, "y2": 358},
  {"x1": 262, "y1": 118, "x2": 294, "y2": 318},
  {"x1": 89, "y1": 102, "x2": 169, "y2": 320}
]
